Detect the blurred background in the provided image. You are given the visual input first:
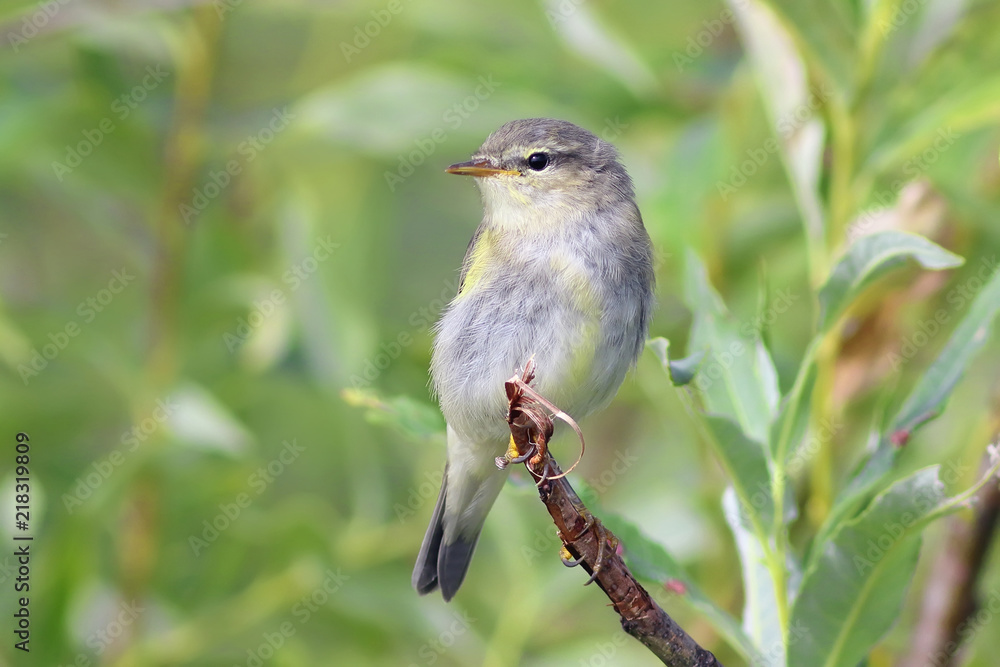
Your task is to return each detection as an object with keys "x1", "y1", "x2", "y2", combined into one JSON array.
[{"x1": 1, "y1": 0, "x2": 999, "y2": 665}]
